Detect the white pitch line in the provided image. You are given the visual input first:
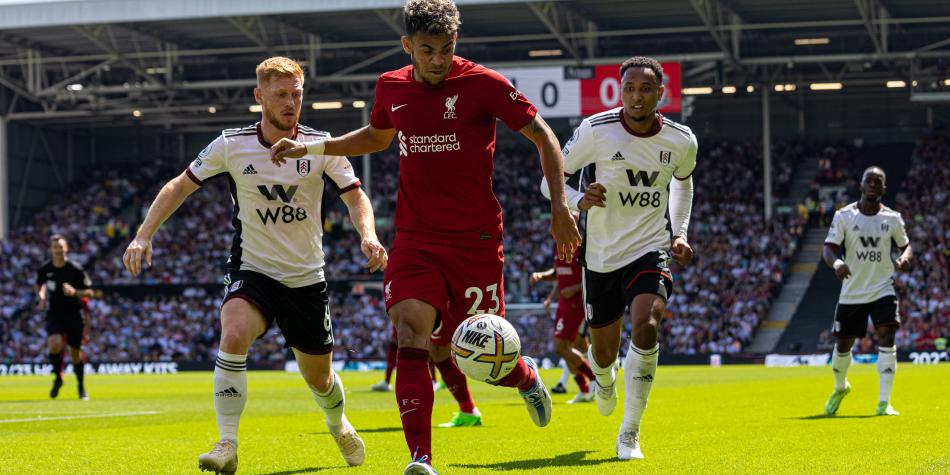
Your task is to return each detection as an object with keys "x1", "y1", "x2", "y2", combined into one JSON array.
[{"x1": 0, "y1": 411, "x2": 160, "y2": 424}]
